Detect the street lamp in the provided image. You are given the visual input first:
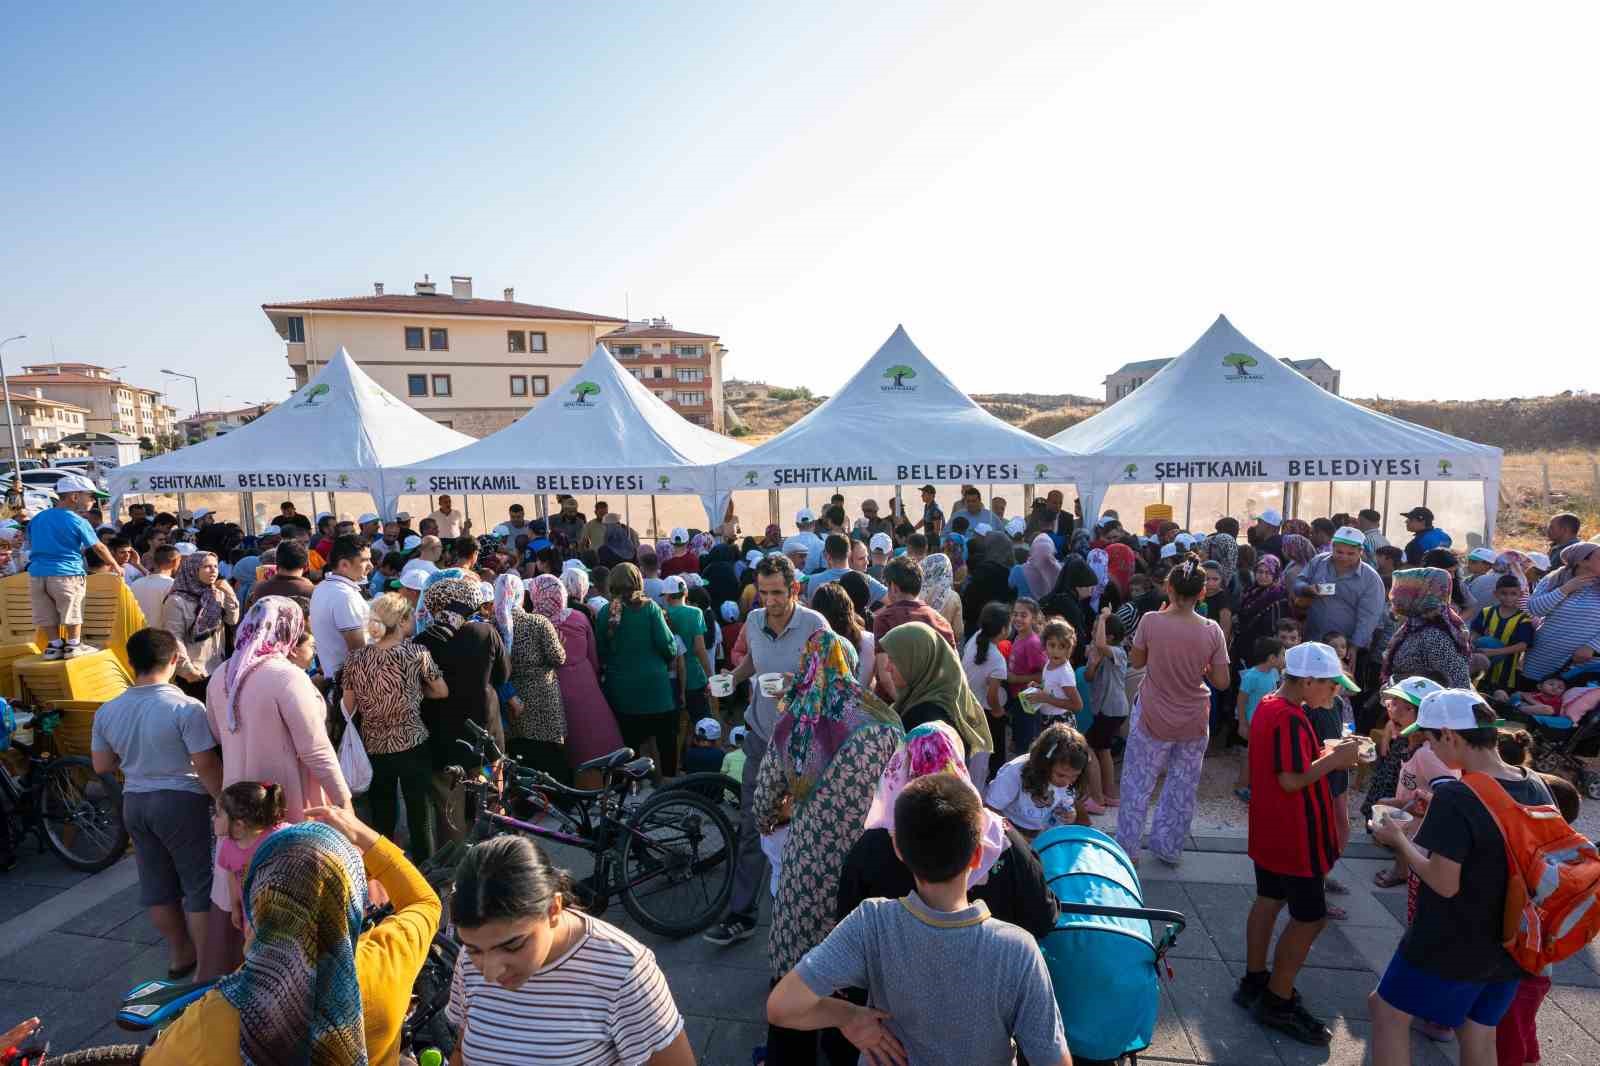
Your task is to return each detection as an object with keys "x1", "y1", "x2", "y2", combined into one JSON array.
[
  {"x1": 161, "y1": 369, "x2": 202, "y2": 441},
  {"x1": 0, "y1": 335, "x2": 27, "y2": 503}
]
